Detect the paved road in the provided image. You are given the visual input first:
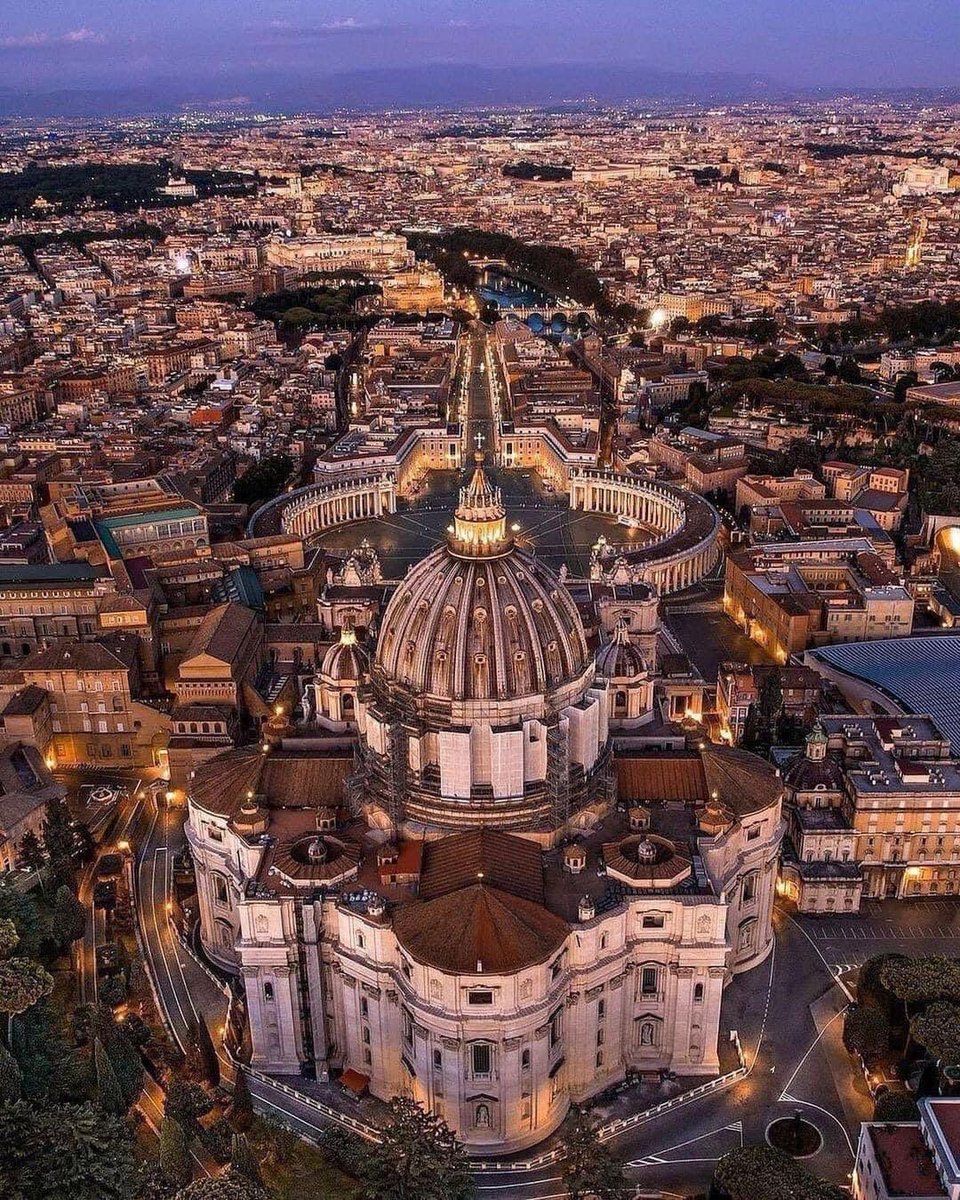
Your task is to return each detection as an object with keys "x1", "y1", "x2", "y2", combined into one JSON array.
[
  {"x1": 797, "y1": 897, "x2": 960, "y2": 975},
  {"x1": 132, "y1": 797, "x2": 230, "y2": 1058}
]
